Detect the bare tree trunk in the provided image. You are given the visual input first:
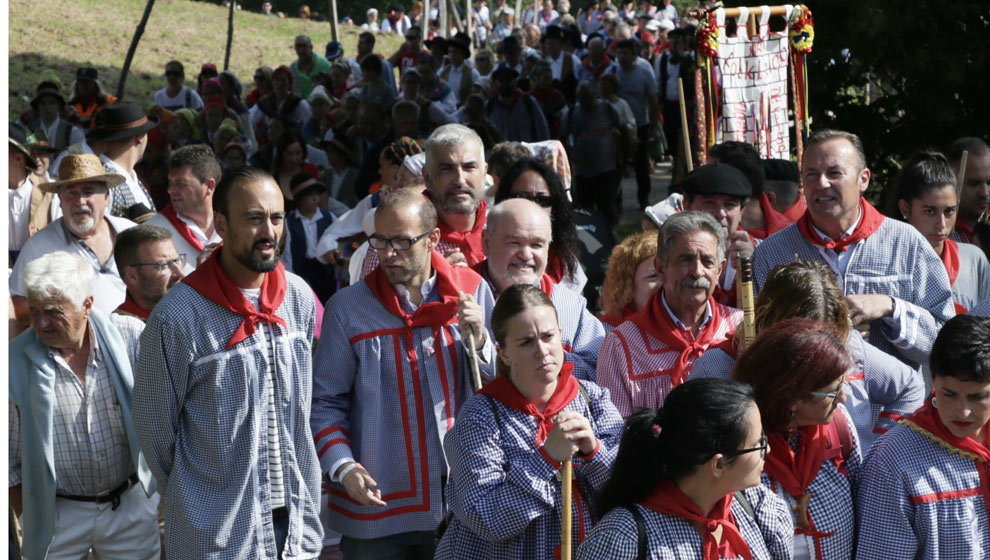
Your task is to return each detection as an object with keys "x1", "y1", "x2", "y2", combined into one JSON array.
[
  {"x1": 116, "y1": 0, "x2": 158, "y2": 99},
  {"x1": 449, "y1": 0, "x2": 464, "y2": 33},
  {"x1": 422, "y1": 0, "x2": 431, "y2": 35},
  {"x1": 328, "y1": 0, "x2": 339, "y2": 41},
  {"x1": 223, "y1": 0, "x2": 235, "y2": 71},
  {"x1": 440, "y1": 0, "x2": 448, "y2": 37}
]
